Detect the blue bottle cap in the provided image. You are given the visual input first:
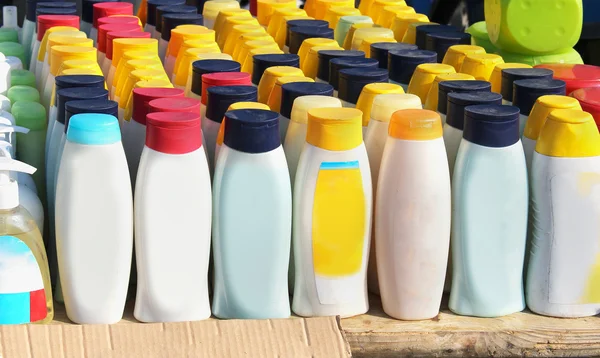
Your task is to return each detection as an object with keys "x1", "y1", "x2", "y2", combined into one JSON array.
[
  {"x1": 27, "y1": 0, "x2": 71, "y2": 22},
  {"x1": 67, "y1": 113, "x2": 121, "y2": 145},
  {"x1": 191, "y1": 59, "x2": 241, "y2": 96},
  {"x1": 56, "y1": 87, "x2": 109, "y2": 125},
  {"x1": 206, "y1": 85, "x2": 257, "y2": 122},
  {"x1": 288, "y1": 26, "x2": 334, "y2": 55},
  {"x1": 280, "y1": 82, "x2": 334, "y2": 118},
  {"x1": 224, "y1": 109, "x2": 280, "y2": 153},
  {"x1": 147, "y1": 0, "x2": 185, "y2": 26},
  {"x1": 156, "y1": 5, "x2": 197, "y2": 33},
  {"x1": 329, "y1": 57, "x2": 378, "y2": 91},
  {"x1": 338, "y1": 68, "x2": 389, "y2": 105},
  {"x1": 161, "y1": 13, "x2": 203, "y2": 41},
  {"x1": 252, "y1": 54, "x2": 300, "y2": 85},
  {"x1": 463, "y1": 104, "x2": 521, "y2": 147},
  {"x1": 36, "y1": 6, "x2": 78, "y2": 17},
  {"x1": 415, "y1": 24, "x2": 460, "y2": 49},
  {"x1": 446, "y1": 92, "x2": 503, "y2": 130},
  {"x1": 425, "y1": 32, "x2": 472, "y2": 62},
  {"x1": 286, "y1": 19, "x2": 329, "y2": 47},
  {"x1": 65, "y1": 99, "x2": 119, "y2": 132},
  {"x1": 501, "y1": 68, "x2": 554, "y2": 102},
  {"x1": 388, "y1": 49, "x2": 437, "y2": 85},
  {"x1": 317, "y1": 49, "x2": 364, "y2": 82},
  {"x1": 513, "y1": 79, "x2": 566, "y2": 115},
  {"x1": 55, "y1": 75, "x2": 105, "y2": 92},
  {"x1": 370, "y1": 42, "x2": 417, "y2": 70},
  {"x1": 82, "y1": 0, "x2": 117, "y2": 23},
  {"x1": 438, "y1": 80, "x2": 491, "y2": 114}
]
